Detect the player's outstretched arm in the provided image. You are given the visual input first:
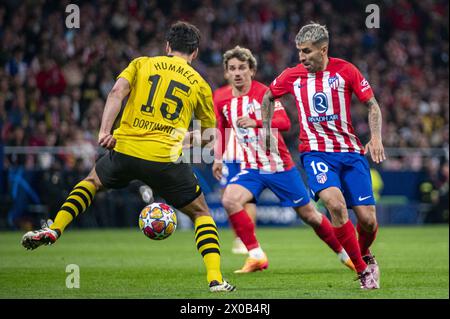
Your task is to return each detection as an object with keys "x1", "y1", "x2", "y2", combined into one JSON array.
[
  {"x1": 98, "y1": 77, "x2": 130, "y2": 149},
  {"x1": 365, "y1": 97, "x2": 386, "y2": 164}
]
